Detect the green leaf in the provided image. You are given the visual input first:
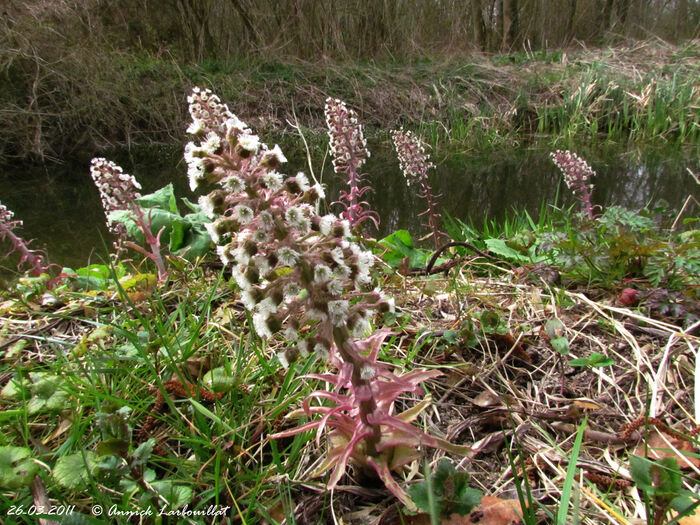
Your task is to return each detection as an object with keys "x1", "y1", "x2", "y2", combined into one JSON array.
[
  {"x1": 569, "y1": 352, "x2": 614, "y2": 367},
  {"x1": 480, "y1": 309, "x2": 506, "y2": 335},
  {"x1": 96, "y1": 439, "x2": 129, "y2": 458},
  {"x1": 629, "y1": 455, "x2": 683, "y2": 497},
  {"x1": 27, "y1": 375, "x2": 69, "y2": 414},
  {"x1": 432, "y1": 458, "x2": 455, "y2": 493},
  {"x1": 135, "y1": 184, "x2": 177, "y2": 212},
  {"x1": 203, "y1": 367, "x2": 235, "y2": 393},
  {"x1": 484, "y1": 238, "x2": 532, "y2": 262},
  {"x1": 629, "y1": 455, "x2": 654, "y2": 492},
  {"x1": 53, "y1": 451, "x2": 98, "y2": 490},
  {"x1": 131, "y1": 439, "x2": 155, "y2": 468},
  {"x1": 150, "y1": 481, "x2": 193, "y2": 509},
  {"x1": 0, "y1": 446, "x2": 39, "y2": 489},
  {"x1": 453, "y1": 486, "x2": 484, "y2": 515},
  {"x1": 654, "y1": 457, "x2": 682, "y2": 496},
  {"x1": 1, "y1": 375, "x2": 31, "y2": 400},
  {"x1": 408, "y1": 481, "x2": 434, "y2": 514},
  {"x1": 545, "y1": 319, "x2": 566, "y2": 339},
  {"x1": 175, "y1": 218, "x2": 212, "y2": 260},
  {"x1": 550, "y1": 336, "x2": 570, "y2": 355},
  {"x1": 378, "y1": 230, "x2": 431, "y2": 268},
  {"x1": 408, "y1": 459, "x2": 482, "y2": 517}
]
